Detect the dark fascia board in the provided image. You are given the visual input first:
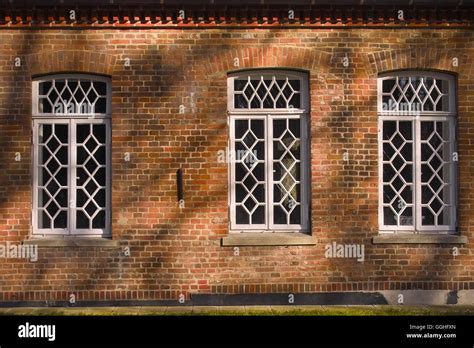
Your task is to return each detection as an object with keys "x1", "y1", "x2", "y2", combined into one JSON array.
[{"x1": 4, "y1": 0, "x2": 472, "y2": 6}]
